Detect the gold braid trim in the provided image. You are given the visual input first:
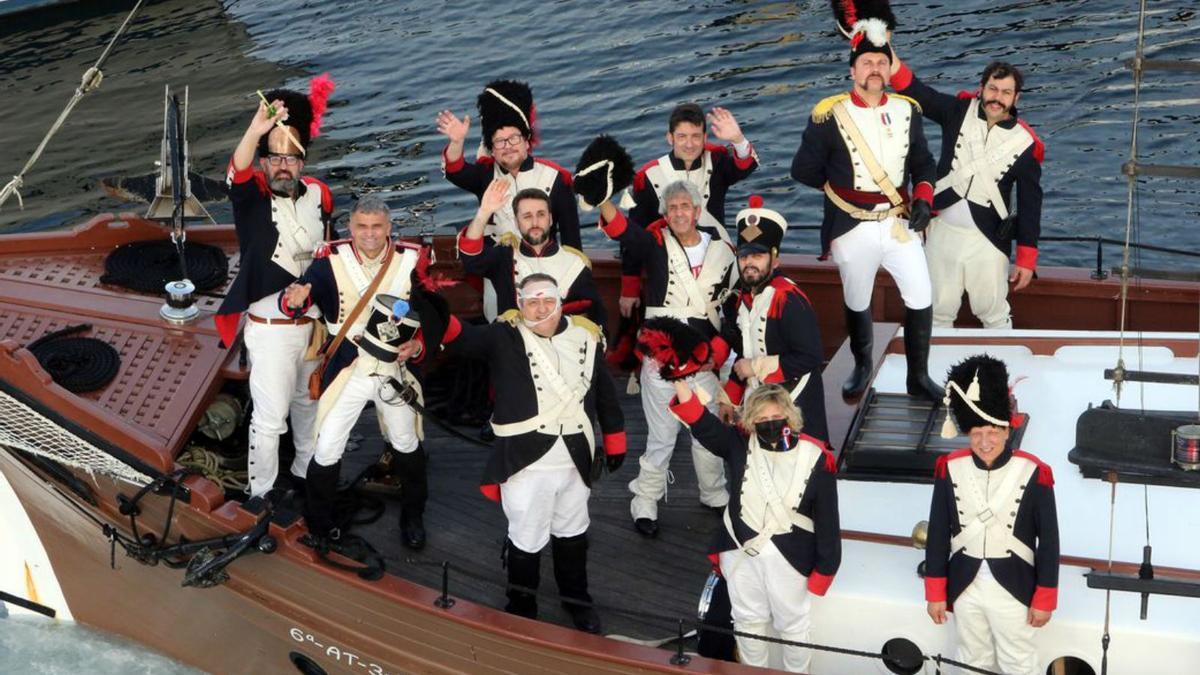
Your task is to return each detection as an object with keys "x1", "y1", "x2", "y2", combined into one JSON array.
[{"x1": 811, "y1": 94, "x2": 849, "y2": 123}]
